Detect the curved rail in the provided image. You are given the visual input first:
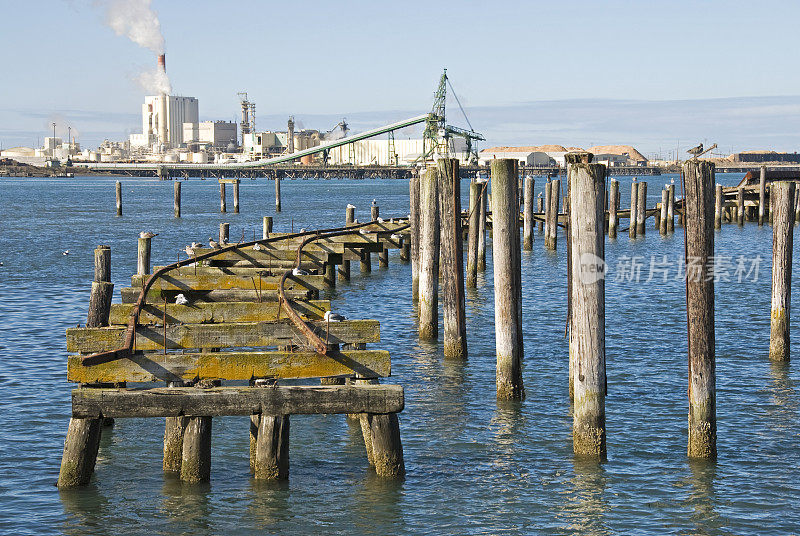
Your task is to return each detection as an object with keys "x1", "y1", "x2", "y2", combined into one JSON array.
[{"x1": 81, "y1": 218, "x2": 409, "y2": 366}]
